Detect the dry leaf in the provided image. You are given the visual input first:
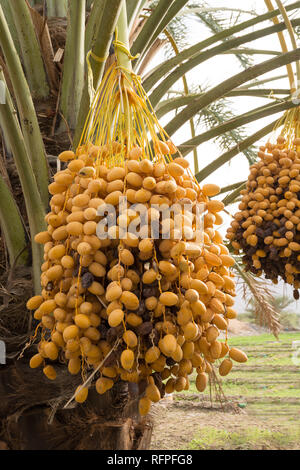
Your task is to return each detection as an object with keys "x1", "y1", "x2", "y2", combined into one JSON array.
[
  {"x1": 53, "y1": 48, "x2": 64, "y2": 63},
  {"x1": 26, "y1": 1, "x2": 59, "y2": 91}
]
